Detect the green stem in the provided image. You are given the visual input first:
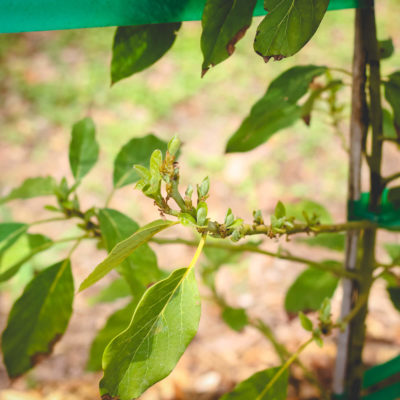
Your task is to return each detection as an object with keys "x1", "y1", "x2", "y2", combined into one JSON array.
[
  {"x1": 188, "y1": 234, "x2": 207, "y2": 271},
  {"x1": 255, "y1": 338, "x2": 314, "y2": 400},
  {"x1": 252, "y1": 319, "x2": 288, "y2": 363},
  {"x1": 151, "y1": 237, "x2": 358, "y2": 279},
  {"x1": 242, "y1": 220, "x2": 375, "y2": 237},
  {"x1": 328, "y1": 66, "x2": 353, "y2": 77},
  {"x1": 105, "y1": 188, "x2": 116, "y2": 208},
  {"x1": 334, "y1": 293, "x2": 369, "y2": 329},
  {"x1": 171, "y1": 180, "x2": 188, "y2": 212},
  {"x1": 29, "y1": 216, "x2": 67, "y2": 226},
  {"x1": 382, "y1": 171, "x2": 400, "y2": 186}
]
